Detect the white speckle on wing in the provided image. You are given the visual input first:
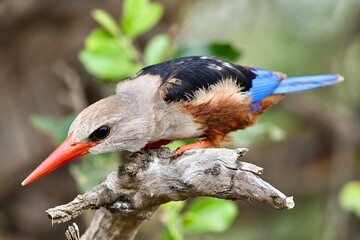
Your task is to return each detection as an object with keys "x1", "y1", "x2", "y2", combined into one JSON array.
[
  {"x1": 200, "y1": 56, "x2": 212, "y2": 60},
  {"x1": 222, "y1": 62, "x2": 236, "y2": 70},
  {"x1": 207, "y1": 63, "x2": 223, "y2": 71}
]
